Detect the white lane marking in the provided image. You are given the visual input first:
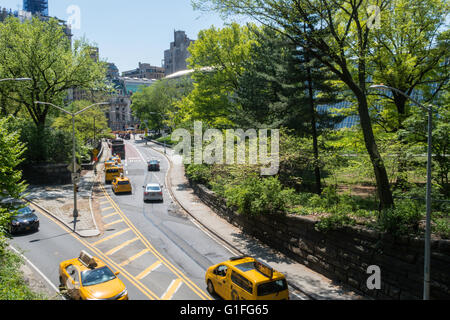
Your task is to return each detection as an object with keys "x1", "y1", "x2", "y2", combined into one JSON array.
[{"x1": 9, "y1": 245, "x2": 65, "y2": 299}]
